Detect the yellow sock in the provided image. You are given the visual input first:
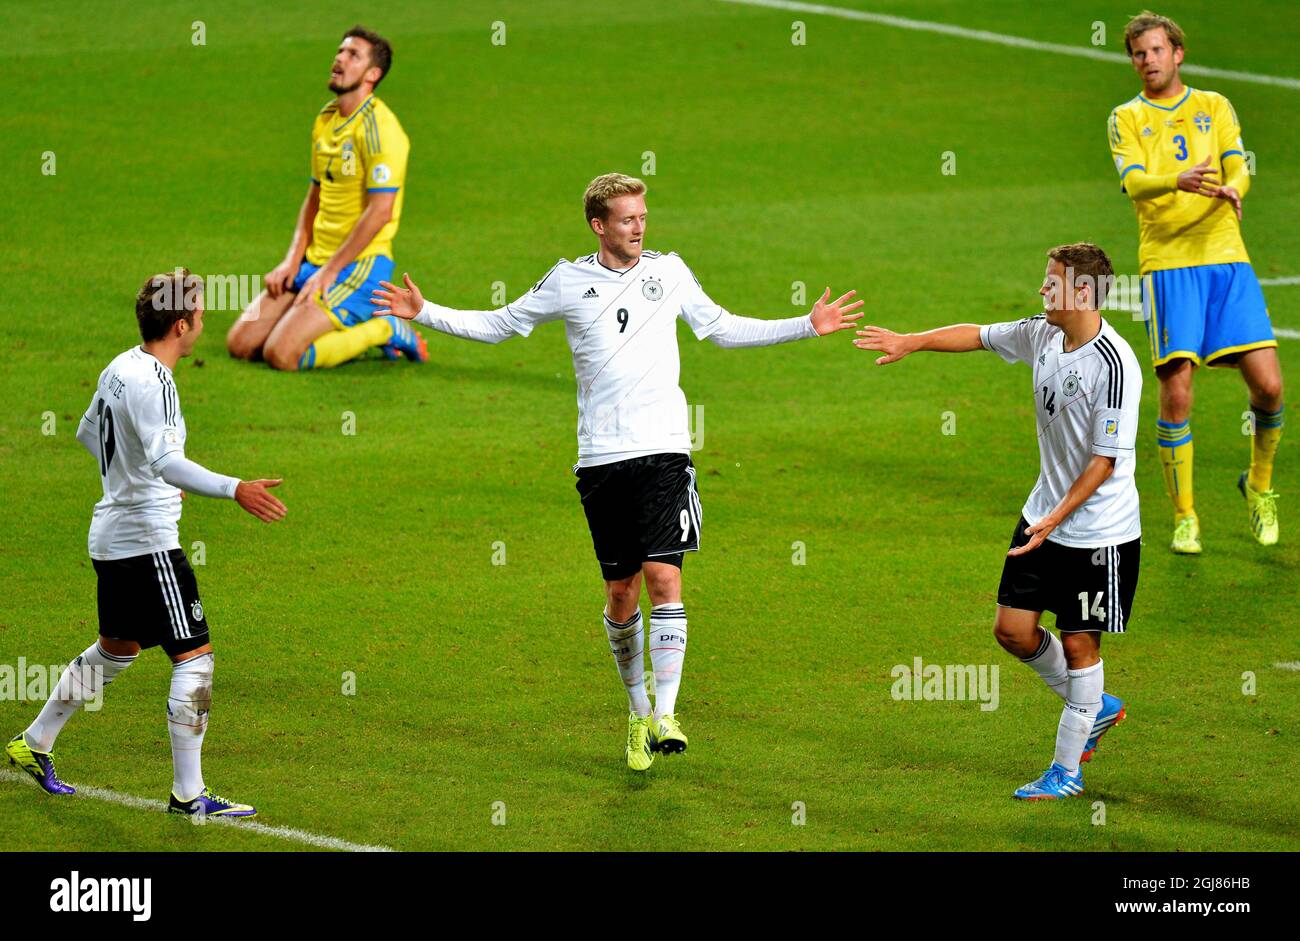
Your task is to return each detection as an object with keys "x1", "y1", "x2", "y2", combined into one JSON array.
[
  {"x1": 1157, "y1": 419, "x2": 1195, "y2": 519},
  {"x1": 298, "y1": 317, "x2": 393, "y2": 370},
  {"x1": 1248, "y1": 405, "x2": 1284, "y2": 492}
]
